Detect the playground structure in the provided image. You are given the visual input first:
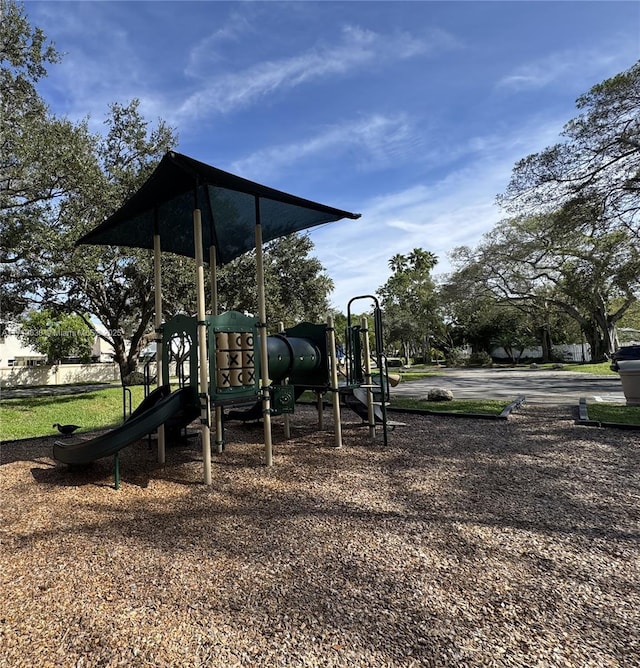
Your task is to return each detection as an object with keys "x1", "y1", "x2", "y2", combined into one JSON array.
[
  {"x1": 54, "y1": 306, "x2": 393, "y2": 482},
  {"x1": 54, "y1": 152, "x2": 392, "y2": 485}
]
